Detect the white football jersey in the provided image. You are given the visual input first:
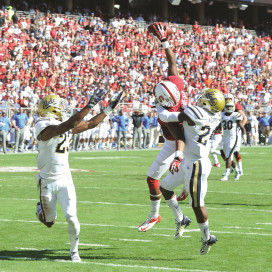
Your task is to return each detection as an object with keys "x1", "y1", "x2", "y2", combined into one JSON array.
[
  {"x1": 221, "y1": 112, "x2": 243, "y2": 139},
  {"x1": 34, "y1": 117, "x2": 71, "y2": 180},
  {"x1": 183, "y1": 105, "x2": 221, "y2": 160}
]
